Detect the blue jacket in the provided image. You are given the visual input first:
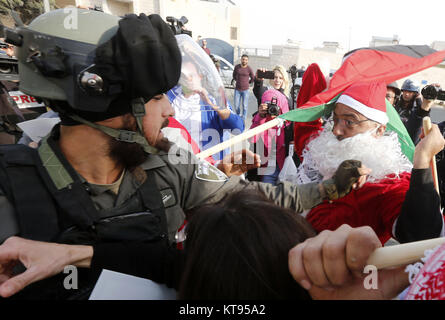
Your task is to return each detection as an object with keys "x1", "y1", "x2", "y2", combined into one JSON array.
[{"x1": 168, "y1": 86, "x2": 244, "y2": 161}]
